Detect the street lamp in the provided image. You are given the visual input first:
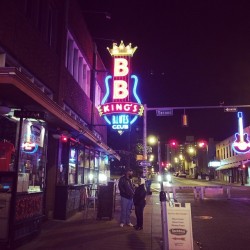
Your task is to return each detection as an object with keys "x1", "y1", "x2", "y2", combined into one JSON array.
[{"x1": 148, "y1": 135, "x2": 169, "y2": 250}]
